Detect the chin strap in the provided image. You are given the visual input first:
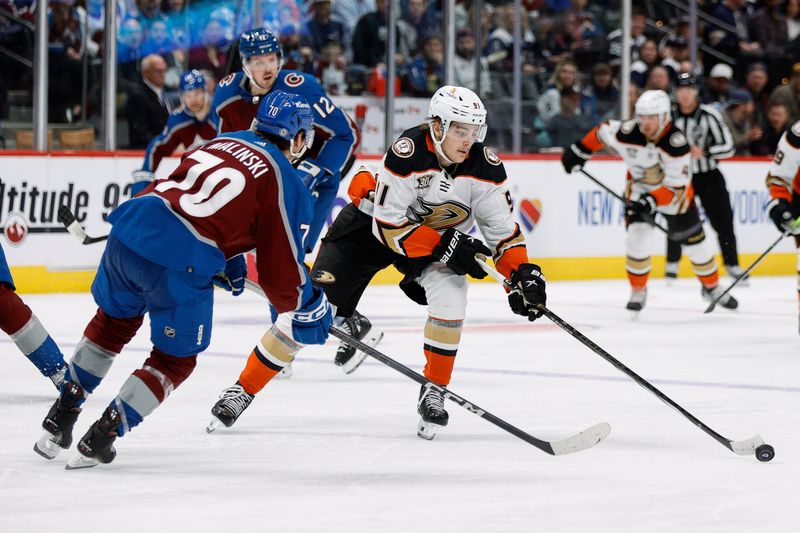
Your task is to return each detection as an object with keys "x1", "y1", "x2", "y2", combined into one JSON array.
[{"x1": 430, "y1": 124, "x2": 455, "y2": 167}]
